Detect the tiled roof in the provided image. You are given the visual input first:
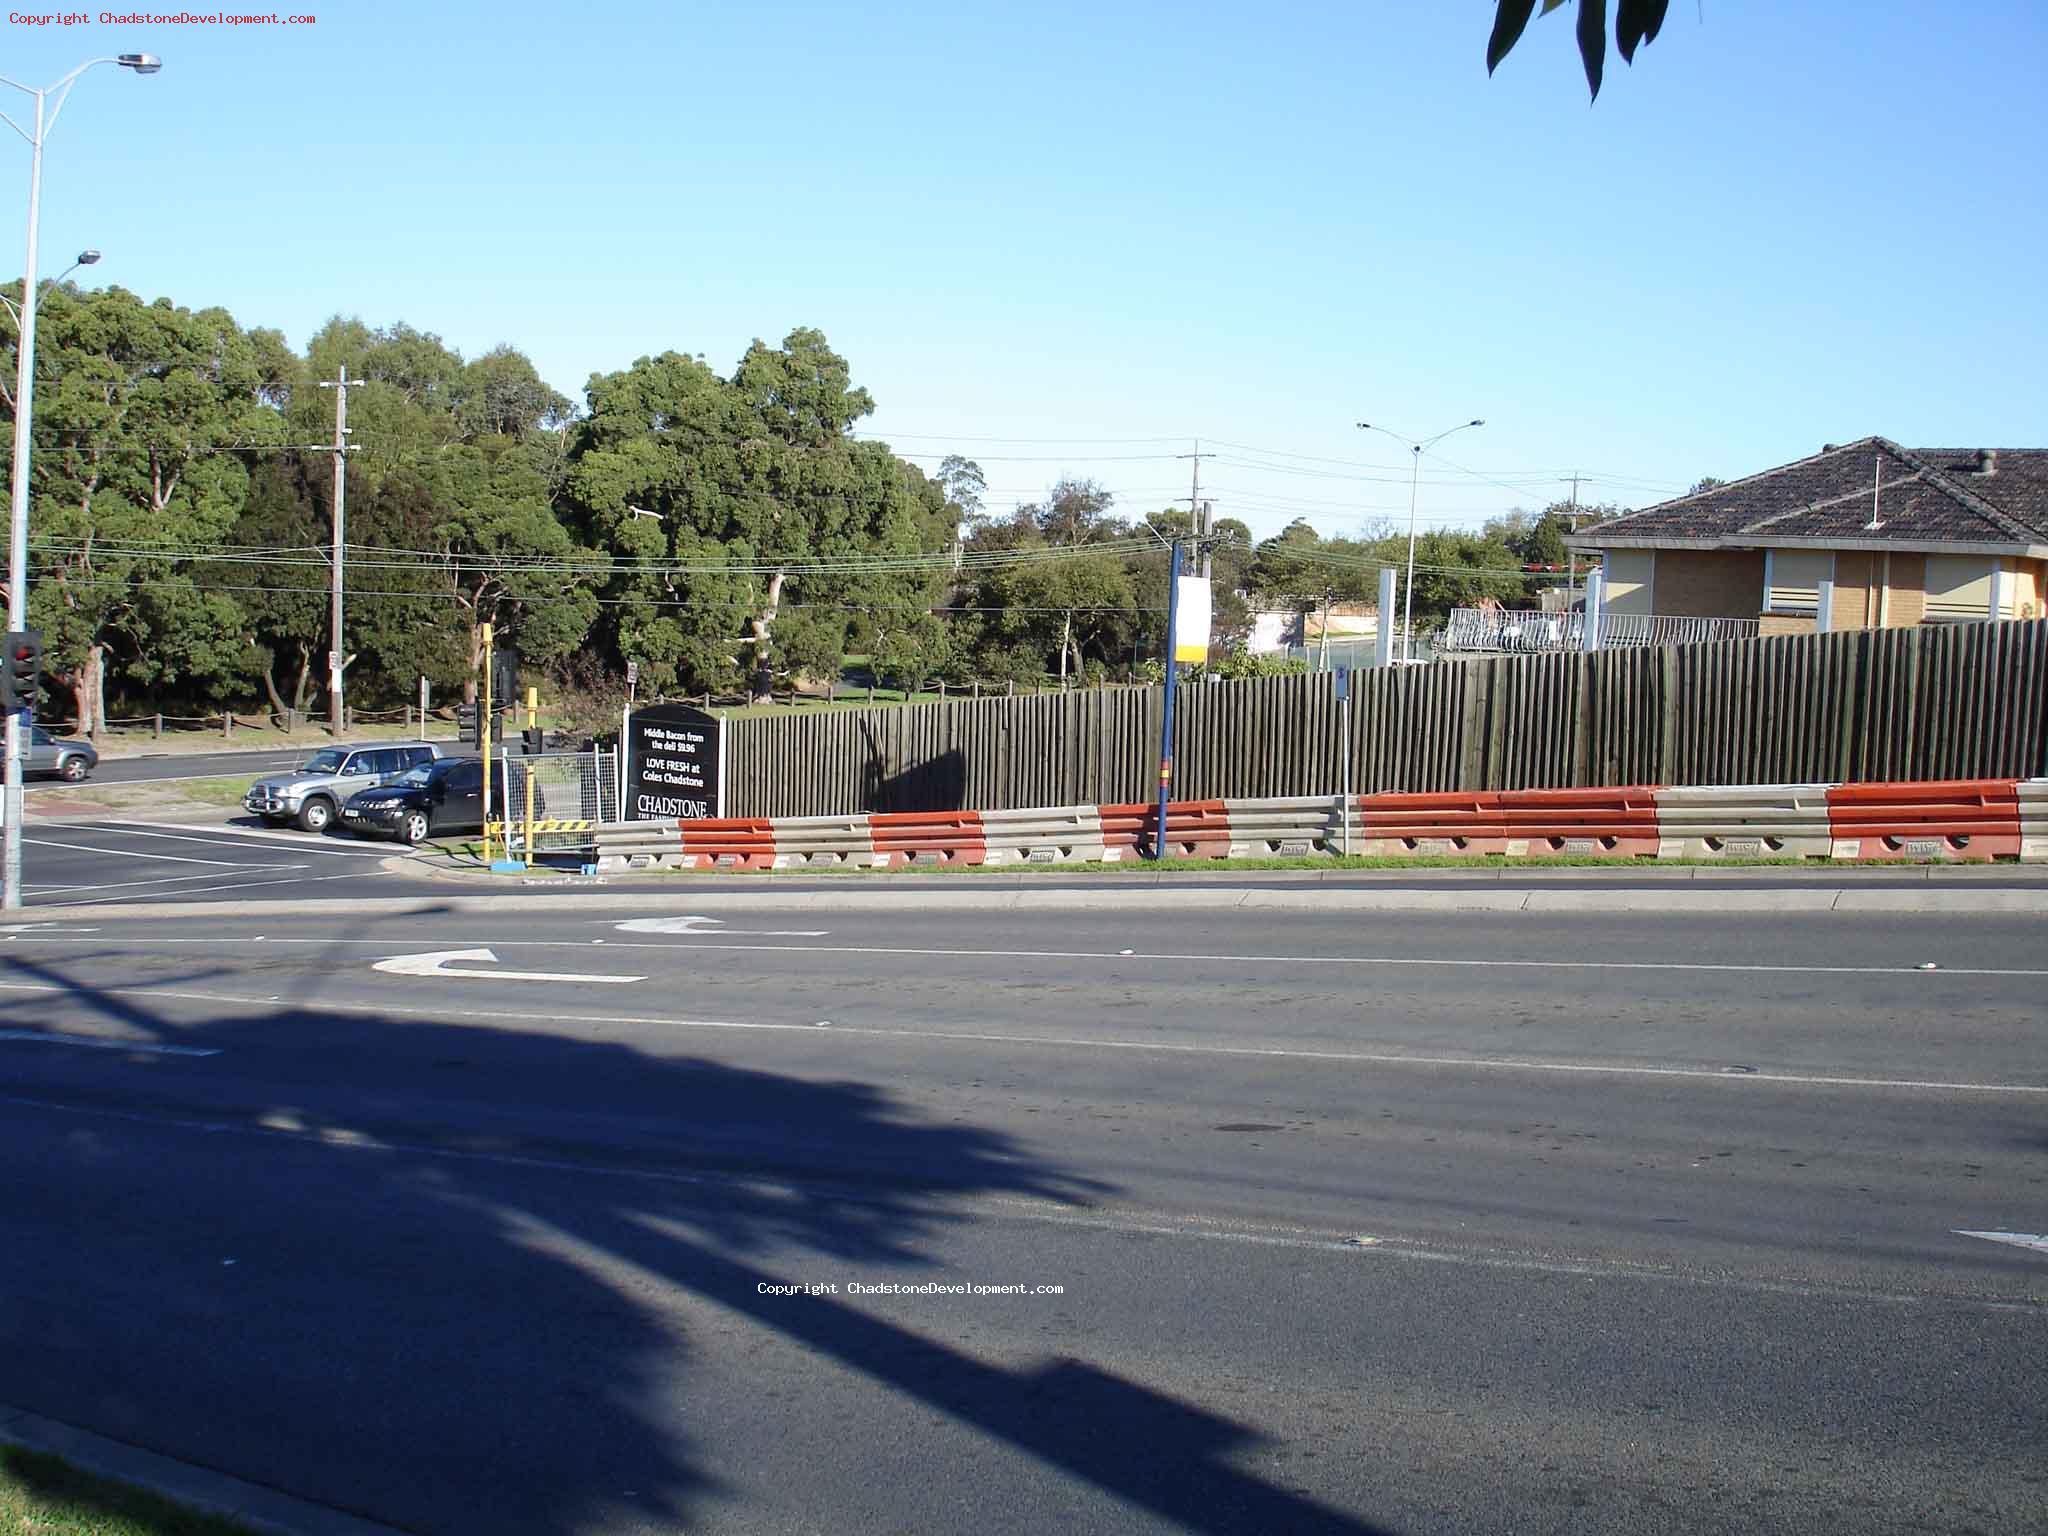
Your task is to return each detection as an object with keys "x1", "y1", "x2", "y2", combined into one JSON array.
[{"x1": 1572, "y1": 438, "x2": 2048, "y2": 550}]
